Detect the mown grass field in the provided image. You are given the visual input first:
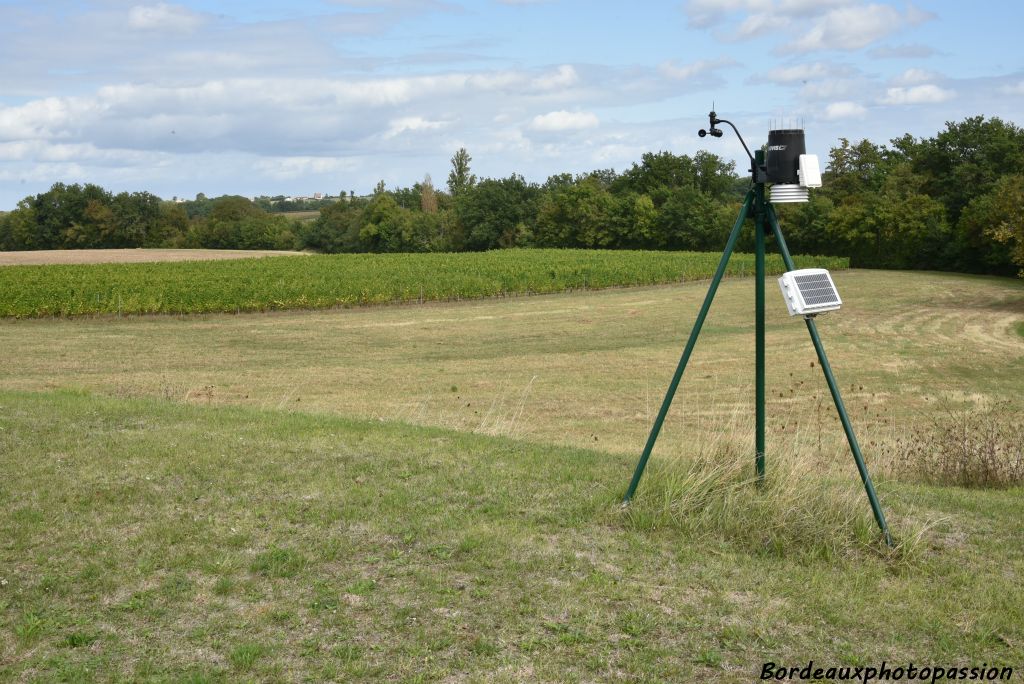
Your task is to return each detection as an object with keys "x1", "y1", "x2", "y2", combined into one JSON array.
[
  {"x1": 1, "y1": 259, "x2": 1023, "y2": 682},
  {"x1": 0, "y1": 248, "x2": 846, "y2": 317}
]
